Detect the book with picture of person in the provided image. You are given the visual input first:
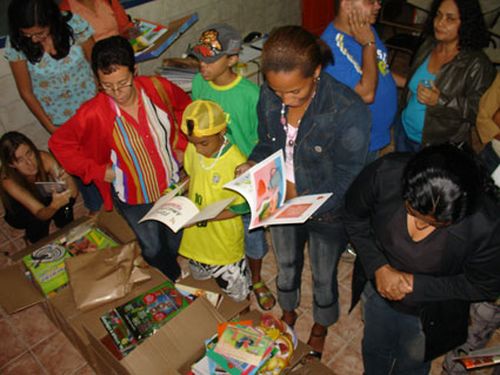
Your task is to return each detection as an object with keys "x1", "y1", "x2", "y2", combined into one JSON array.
[{"x1": 224, "y1": 150, "x2": 332, "y2": 230}]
